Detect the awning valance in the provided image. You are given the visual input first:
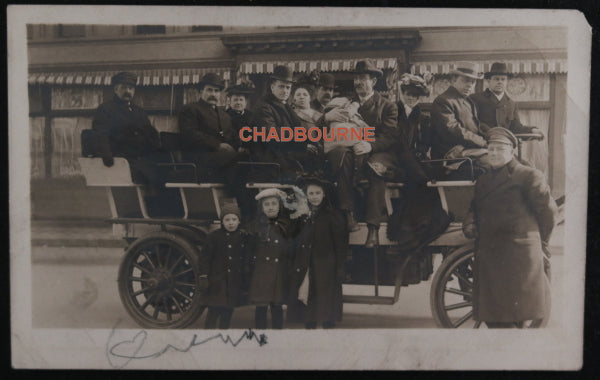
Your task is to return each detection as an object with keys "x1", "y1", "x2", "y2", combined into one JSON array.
[
  {"x1": 28, "y1": 67, "x2": 233, "y2": 86},
  {"x1": 238, "y1": 58, "x2": 398, "y2": 75},
  {"x1": 411, "y1": 59, "x2": 567, "y2": 75}
]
